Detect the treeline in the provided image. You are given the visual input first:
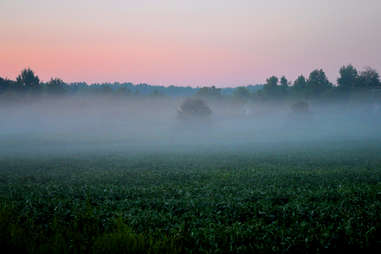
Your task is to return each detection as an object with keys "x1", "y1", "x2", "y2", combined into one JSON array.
[
  {"x1": 0, "y1": 65, "x2": 380, "y2": 103},
  {"x1": 0, "y1": 69, "x2": 261, "y2": 99},
  {"x1": 259, "y1": 66, "x2": 381, "y2": 102},
  {"x1": 195, "y1": 66, "x2": 380, "y2": 104},
  {"x1": 0, "y1": 70, "x2": 196, "y2": 98}
]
